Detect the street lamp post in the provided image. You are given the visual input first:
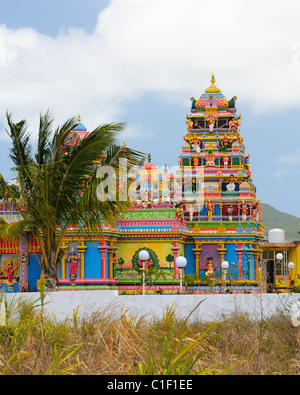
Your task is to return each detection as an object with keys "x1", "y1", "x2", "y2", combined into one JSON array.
[
  {"x1": 138, "y1": 250, "x2": 150, "y2": 295},
  {"x1": 288, "y1": 262, "x2": 295, "y2": 271},
  {"x1": 221, "y1": 261, "x2": 229, "y2": 291},
  {"x1": 288, "y1": 262, "x2": 295, "y2": 291},
  {"x1": 175, "y1": 256, "x2": 187, "y2": 294}
]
